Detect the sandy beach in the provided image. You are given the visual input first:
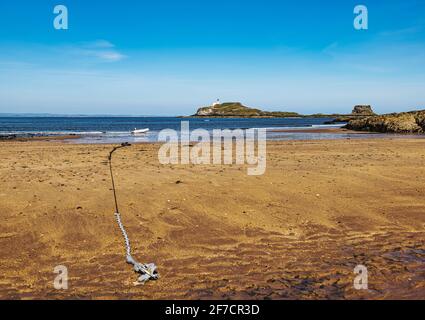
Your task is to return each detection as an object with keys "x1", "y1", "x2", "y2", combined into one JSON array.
[{"x1": 0, "y1": 138, "x2": 424, "y2": 299}]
